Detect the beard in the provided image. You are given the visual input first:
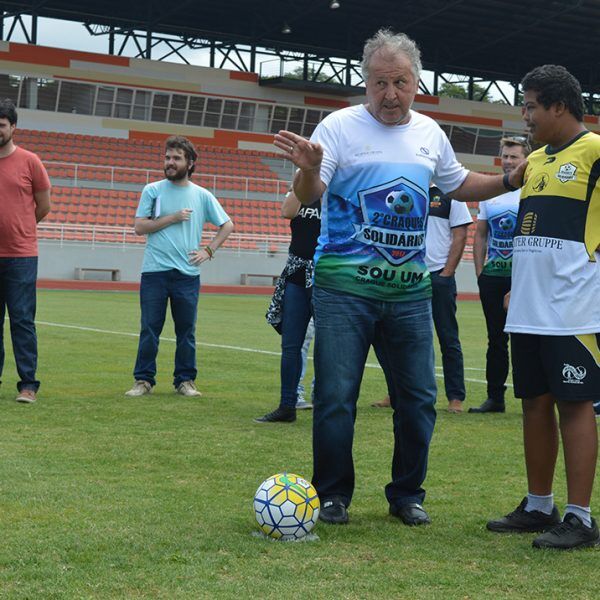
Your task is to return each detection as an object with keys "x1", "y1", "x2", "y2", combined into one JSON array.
[
  {"x1": 0, "y1": 132, "x2": 12, "y2": 148},
  {"x1": 164, "y1": 165, "x2": 188, "y2": 181}
]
